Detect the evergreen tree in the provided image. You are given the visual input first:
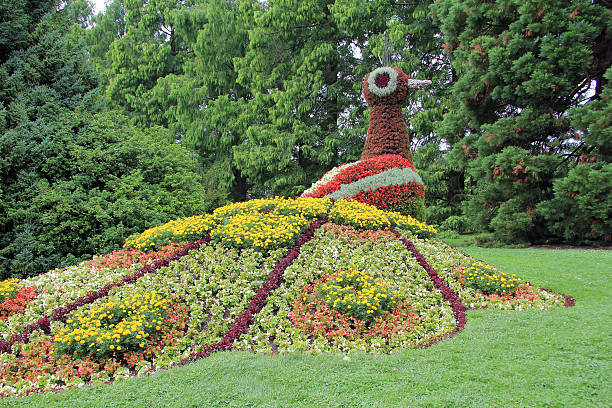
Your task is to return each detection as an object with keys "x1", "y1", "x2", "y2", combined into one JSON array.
[
  {"x1": 158, "y1": 0, "x2": 255, "y2": 200},
  {"x1": 536, "y1": 67, "x2": 612, "y2": 243},
  {"x1": 433, "y1": 0, "x2": 611, "y2": 242}
]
